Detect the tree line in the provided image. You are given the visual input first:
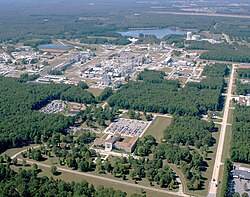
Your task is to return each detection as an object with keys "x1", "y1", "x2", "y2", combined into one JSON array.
[
  {"x1": 231, "y1": 105, "x2": 250, "y2": 164},
  {"x1": 0, "y1": 77, "x2": 96, "y2": 153},
  {"x1": 108, "y1": 64, "x2": 228, "y2": 116},
  {"x1": 236, "y1": 68, "x2": 250, "y2": 95},
  {"x1": 0, "y1": 159, "x2": 144, "y2": 197},
  {"x1": 187, "y1": 41, "x2": 250, "y2": 63}
]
